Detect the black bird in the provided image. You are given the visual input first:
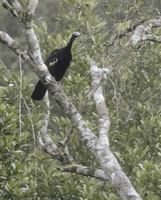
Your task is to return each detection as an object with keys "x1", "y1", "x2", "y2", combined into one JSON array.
[{"x1": 31, "y1": 32, "x2": 80, "y2": 100}]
